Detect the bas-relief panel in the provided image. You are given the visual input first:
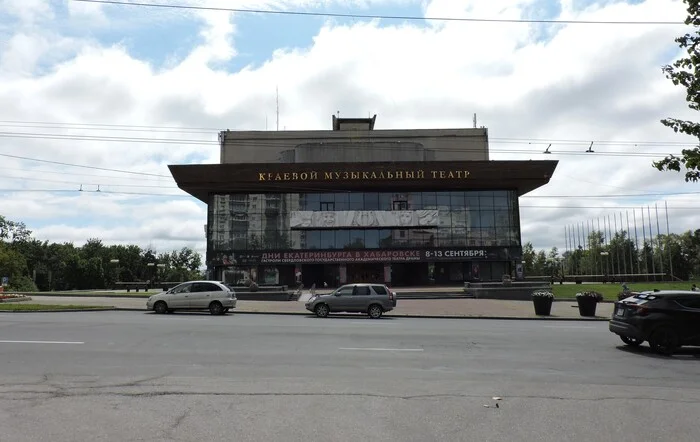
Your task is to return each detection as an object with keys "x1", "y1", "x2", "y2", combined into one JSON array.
[{"x1": 289, "y1": 210, "x2": 440, "y2": 229}]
